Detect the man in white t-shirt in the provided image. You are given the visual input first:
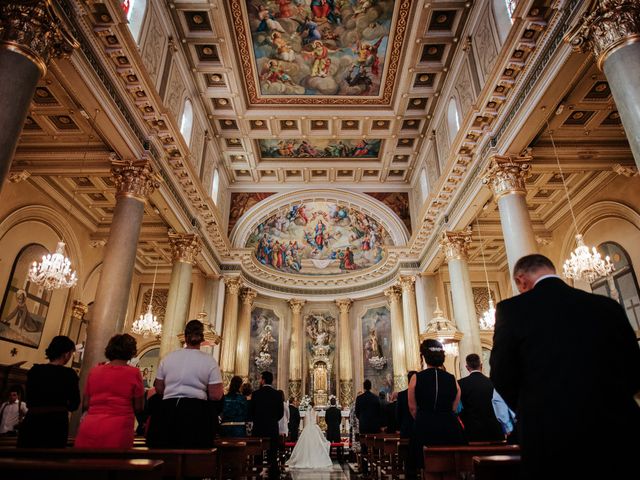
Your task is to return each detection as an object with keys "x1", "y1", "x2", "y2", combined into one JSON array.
[
  {"x1": 0, "y1": 389, "x2": 27, "y2": 435},
  {"x1": 149, "y1": 320, "x2": 223, "y2": 448}
]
